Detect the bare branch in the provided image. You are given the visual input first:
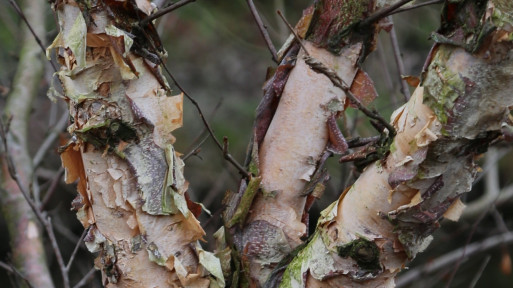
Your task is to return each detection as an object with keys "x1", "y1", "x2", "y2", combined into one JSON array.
[
  {"x1": 359, "y1": 0, "x2": 414, "y2": 27},
  {"x1": 33, "y1": 112, "x2": 68, "y2": 168},
  {"x1": 396, "y1": 231, "x2": 513, "y2": 287},
  {"x1": 304, "y1": 57, "x2": 396, "y2": 137},
  {"x1": 0, "y1": 261, "x2": 34, "y2": 288},
  {"x1": 66, "y1": 228, "x2": 88, "y2": 271},
  {"x1": 160, "y1": 65, "x2": 251, "y2": 178},
  {"x1": 388, "y1": 17, "x2": 410, "y2": 101},
  {"x1": 276, "y1": 10, "x2": 310, "y2": 56},
  {"x1": 8, "y1": 0, "x2": 58, "y2": 72},
  {"x1": 0, "y1": 119, "x2": 70, "y2": 288},
  {"x1": 390, "y1": 0, "x2": 444, "y2": 15},
  {"x1": 247, "y1": 0, "x2": 278, "y2": 62},
  {"x1": 72, "y1": 267, "x2": 97, "y2": 288},
  {"x1": 140, "y1": 0, "x2": 197, "y2": 26}
]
